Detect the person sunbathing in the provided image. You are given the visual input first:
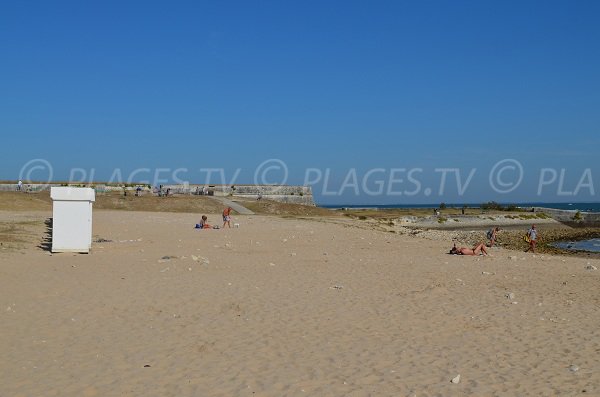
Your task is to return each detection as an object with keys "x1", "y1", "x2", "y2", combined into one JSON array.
[{"x1": 449, "y1": 242, "x2": 489, "y2": 256}]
